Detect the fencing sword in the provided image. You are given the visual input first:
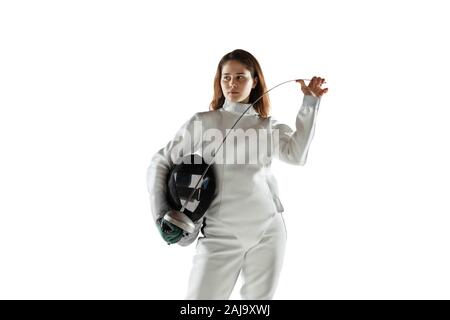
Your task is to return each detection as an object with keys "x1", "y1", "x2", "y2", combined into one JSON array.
[{"x1": 163, "y1": 78, "x2": 322, "y2": 232}]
